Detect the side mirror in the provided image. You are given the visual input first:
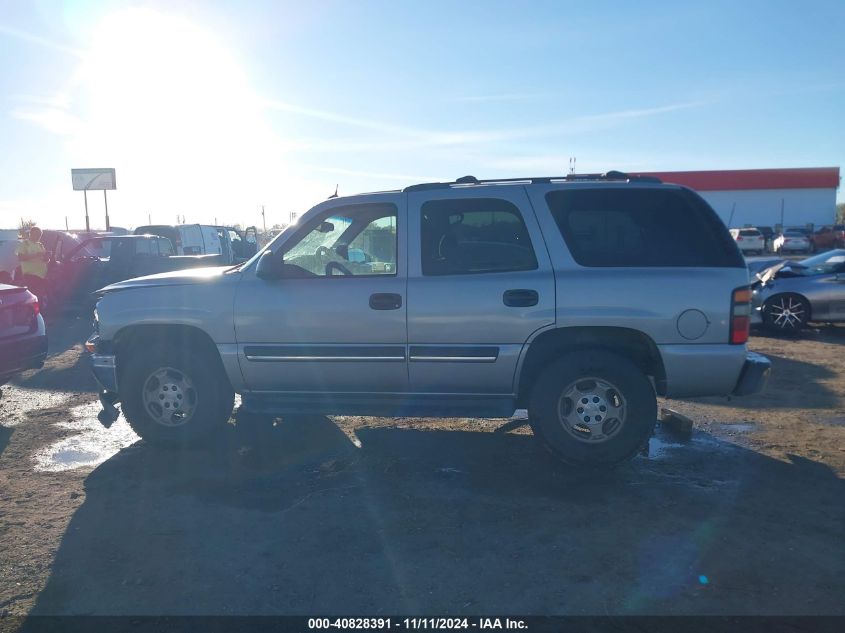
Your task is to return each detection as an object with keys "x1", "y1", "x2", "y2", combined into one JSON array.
[{"x1": 255, "y1": 250, "x2": 283, "y2": 280}]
